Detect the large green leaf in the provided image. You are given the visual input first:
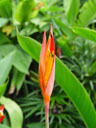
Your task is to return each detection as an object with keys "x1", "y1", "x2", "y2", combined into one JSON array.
[
  {"x1": 17, "y1": 32, "x2": 96, "y2": 128},
  {"x1": 72, "y1": 27, "x2": 96, "y2": 42},
  {"x1": 13, "y1": 49, "x2": 32, "y2": 74},
  {"x1": 0, "y1": 96, "x2": 23, "y2": 128},
  {"x1": 66, "y1": 0, "x2": 80, "y2": 24},
  {"x1": 0, "y1": 44, "x2": 16, "y2": 56},
  {"x1": 0, "y1": 0, "x2": 12, "y2": 17},
  {"x1": 0, "y1": 44, "x2": 31, "y2": 74},
  {"x1": 77, "y1": 0, "x2": 96, "y2": 26},
  {"x1": 0, "y1": 51, "x2": 15, "y2": 85}
]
